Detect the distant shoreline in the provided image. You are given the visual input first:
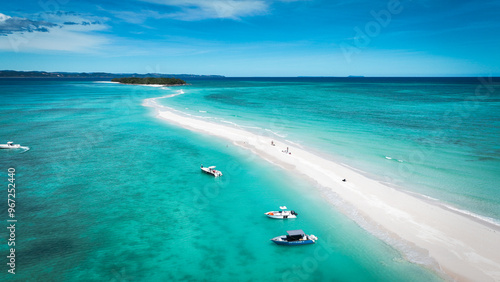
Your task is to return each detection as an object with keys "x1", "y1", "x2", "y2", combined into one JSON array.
[{"x1": 0, "y1": 70, "x2": 224, "y2": 79}]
